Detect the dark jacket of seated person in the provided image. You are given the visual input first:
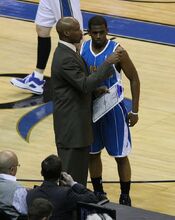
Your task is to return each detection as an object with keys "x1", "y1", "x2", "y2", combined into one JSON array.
[{"x1": 26, "y1": 155, "x2": 99, "y2": 220}]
